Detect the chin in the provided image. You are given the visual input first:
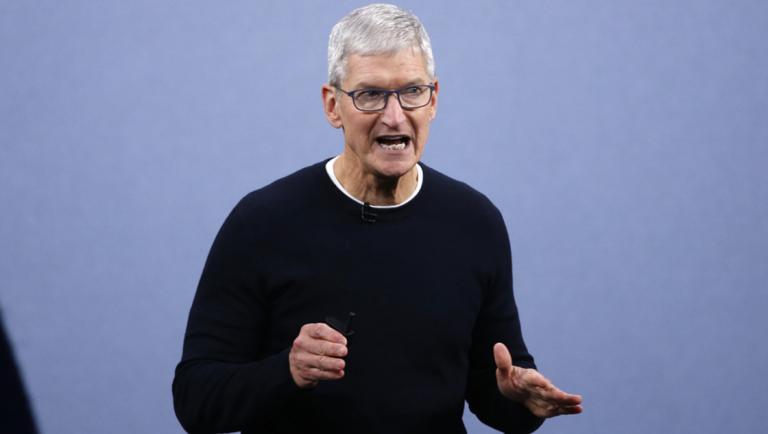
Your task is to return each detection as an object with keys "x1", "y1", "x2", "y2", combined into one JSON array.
[{"x1": 371, "y1": 159, "x2": 417, "y2": 180}]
